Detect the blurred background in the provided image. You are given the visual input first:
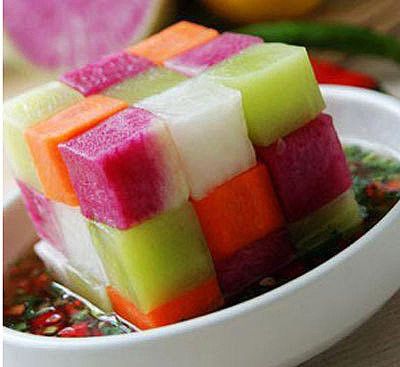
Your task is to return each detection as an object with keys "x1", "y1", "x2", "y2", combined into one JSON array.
[{"x1": 3, "y1": 0, "x2": 400, "y2": 191}]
